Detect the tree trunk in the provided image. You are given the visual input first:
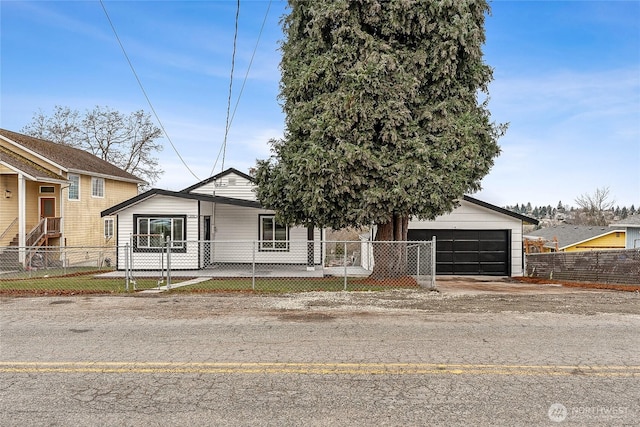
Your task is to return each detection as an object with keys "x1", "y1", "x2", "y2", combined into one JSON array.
[{"x1": 370, "y1": 214, "x2": 409, "y2": 280}]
